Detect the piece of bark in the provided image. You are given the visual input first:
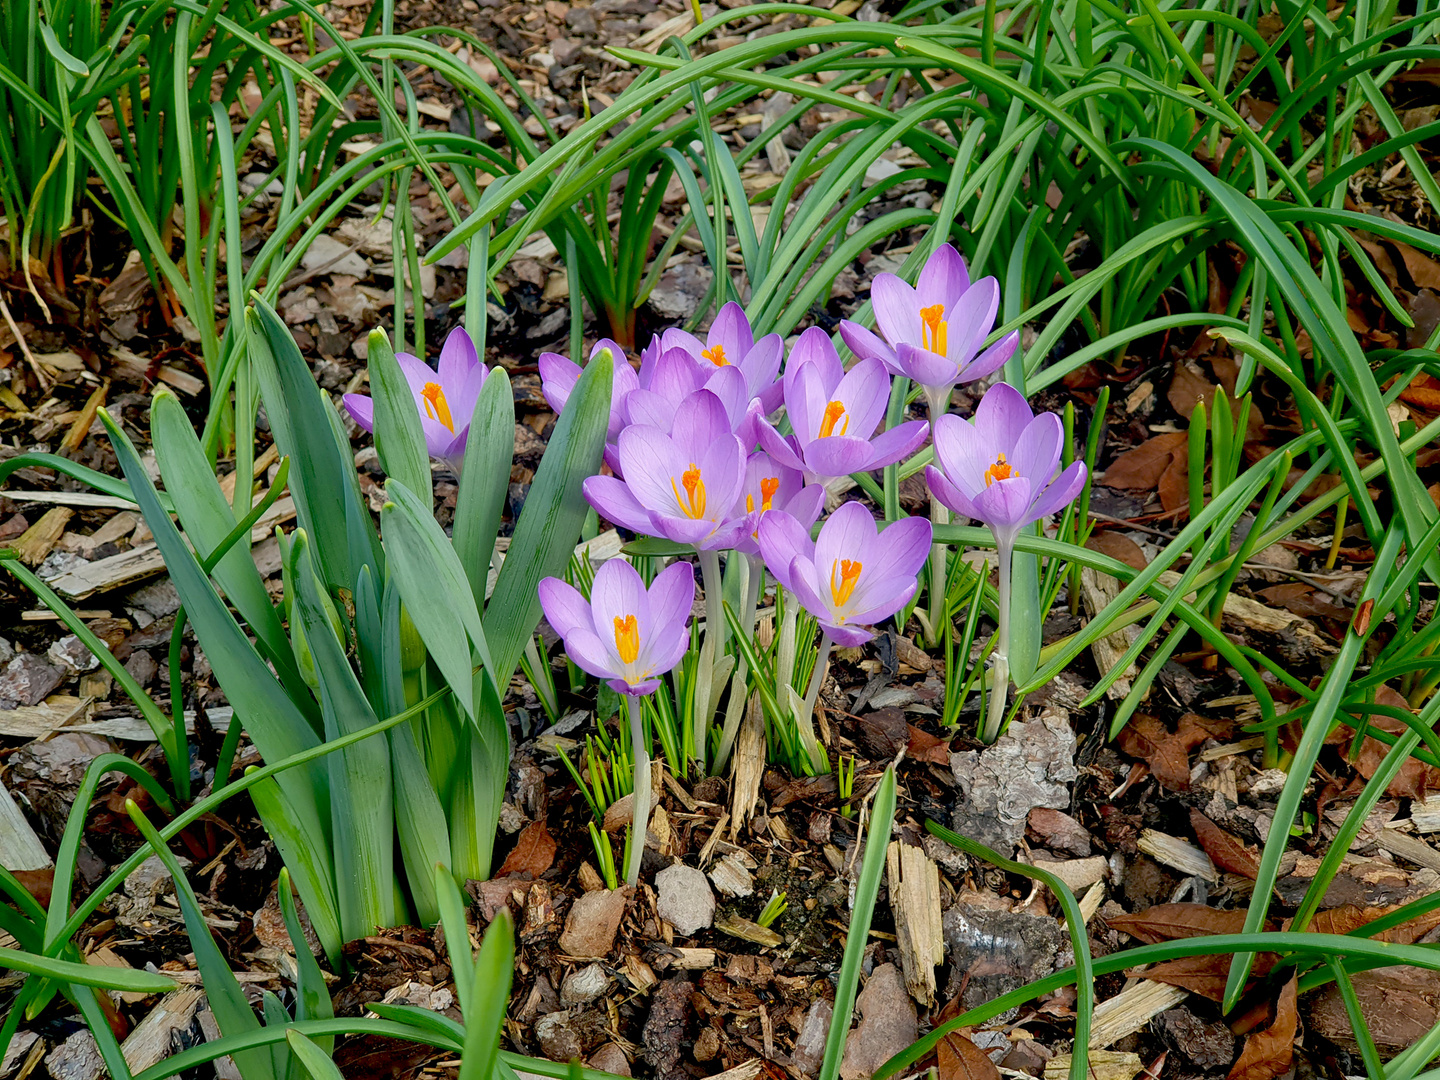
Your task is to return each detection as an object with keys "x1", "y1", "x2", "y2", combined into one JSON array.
[
  {"x1": 1088, "y1": 980, "x2": 1189, "y2": 1048},
  {"x1": 13, "y1": 507, "x2": 73, "y2": 565},
  {"x1": 886, "y1": 841, "x2": 944, "y2": 1006},
  {"x1": 729, "y1": 695, "x2": 765, "y2": 839},
  {"x1": 121, "y1": 987, "x2": 204, "y2": 1072},
  {"x1": 0, "y1": 777, "x2": 50, "y2": 871},
  {"x1": 1138, "y1": 829, "x2": 1218, "y2": 881},
  {"x1": 1045, "y1": 1051, "x2": 1144, "y2": 1080},
  {"x1": 1079, "y1": 568, "x2": 1138, "y2": 700},
  {"x1": 1377, "y1": 829, "x2": 1440, "y2": 871},
  {"x1": 713, "y1": 912, "x2": 782, "y2": 947}
]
